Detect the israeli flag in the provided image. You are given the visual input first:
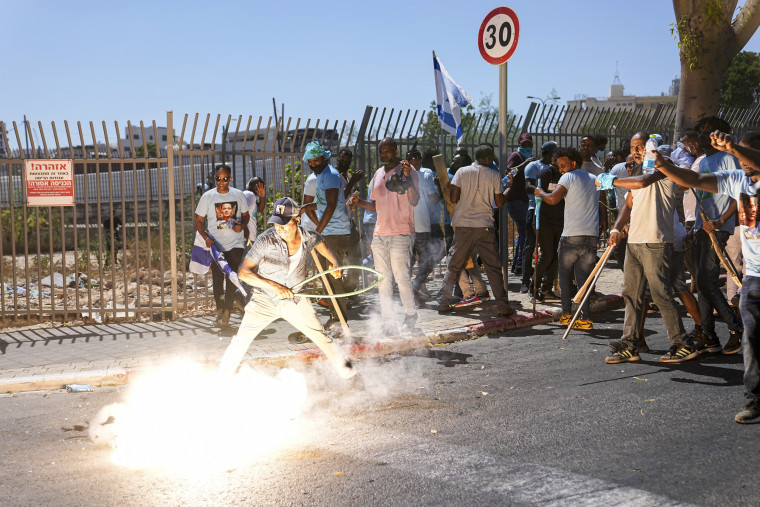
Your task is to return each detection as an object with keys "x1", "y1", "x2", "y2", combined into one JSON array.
[{"x1": 433, "y1": 51, "x2": 472, "y2": 145}]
